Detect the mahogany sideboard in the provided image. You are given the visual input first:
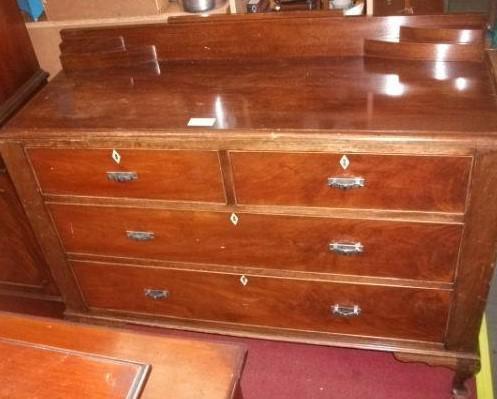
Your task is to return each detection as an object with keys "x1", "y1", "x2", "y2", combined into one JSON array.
[
  {"x1": 1, "y1": 12, "x2": 497, "y2": 398},
  {"x1": 0, "y1": 312, "x2": 246, "y2": 399},
  {"x1": 0, "y1": 0, "x2": 59, "y2": 303}
]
